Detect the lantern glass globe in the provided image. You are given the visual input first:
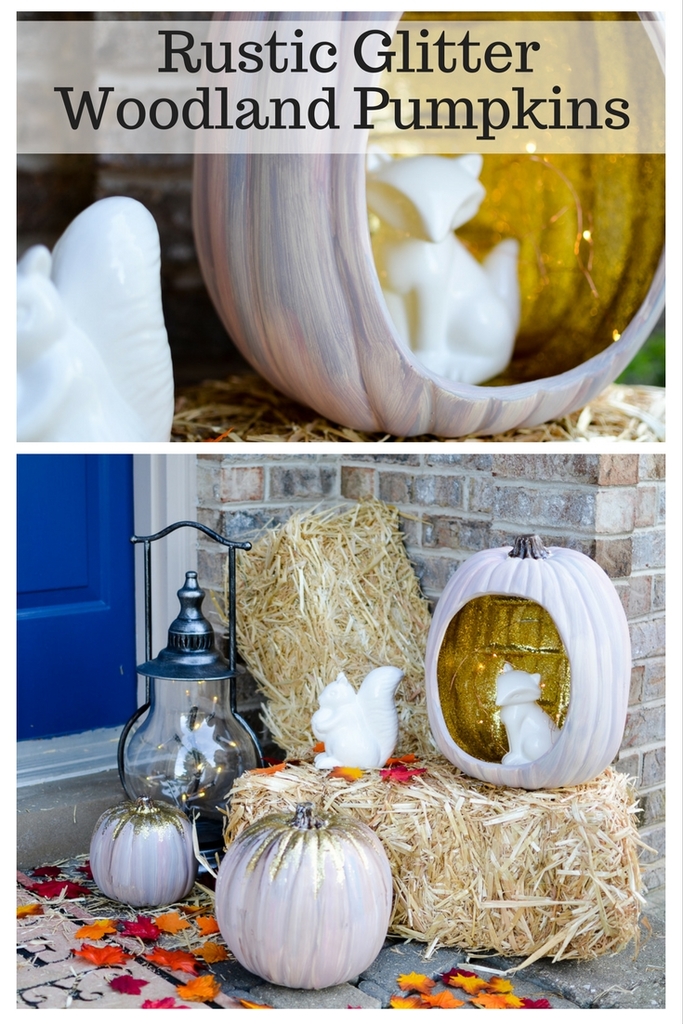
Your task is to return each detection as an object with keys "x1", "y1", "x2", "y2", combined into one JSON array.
[{"x1": 124, "y1": 677, "x2": 259, "y2": 820}]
